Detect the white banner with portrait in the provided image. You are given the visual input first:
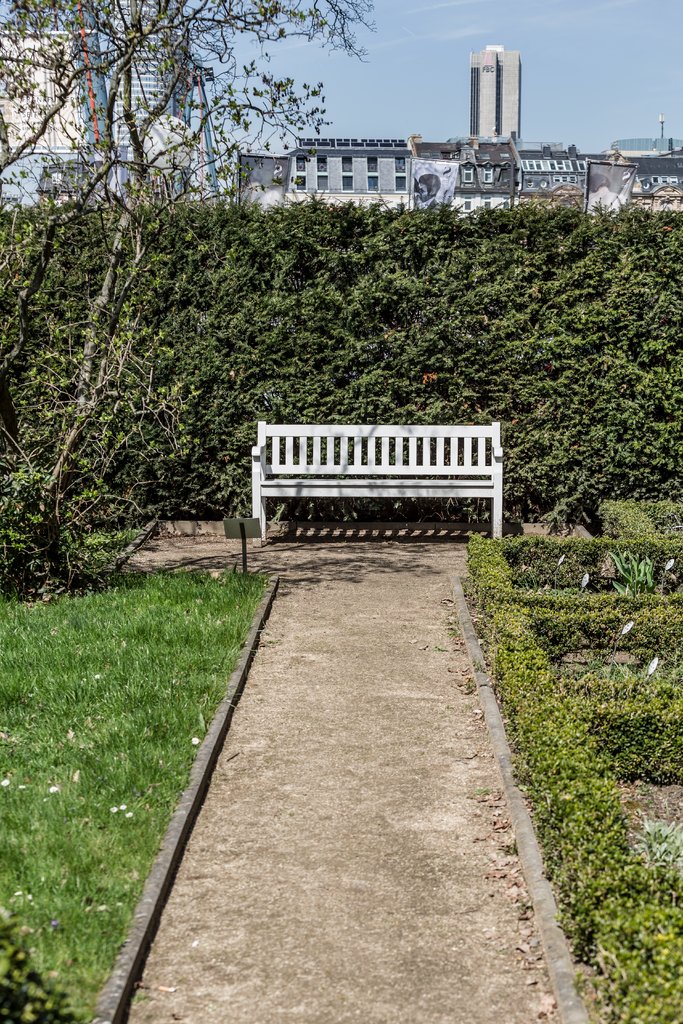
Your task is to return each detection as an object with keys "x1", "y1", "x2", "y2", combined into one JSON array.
[
  {"x1": 413, "y1": 159, "x2": 459, "y2": 209},
  {"x1": 585, "y1": 160, "x2": 636, "y2": 213},
  {"x1": 239, "y1": 154, "x2": 288, "y2": 208}
]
